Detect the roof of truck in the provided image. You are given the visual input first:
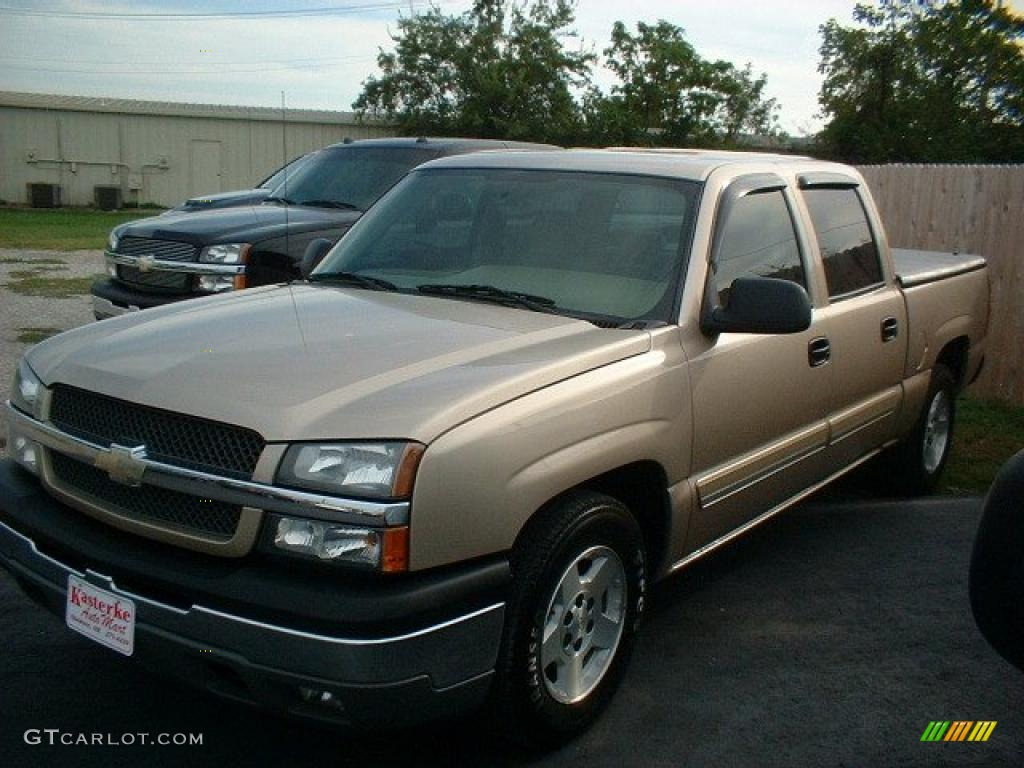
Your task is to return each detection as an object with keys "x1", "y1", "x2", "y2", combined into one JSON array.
[
  {"x1": 417, "y1": 147, "x2": 833, "y2": 182},
  {"x1": 322, "y1": 137, "x2": 559, "y2": 152}
]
